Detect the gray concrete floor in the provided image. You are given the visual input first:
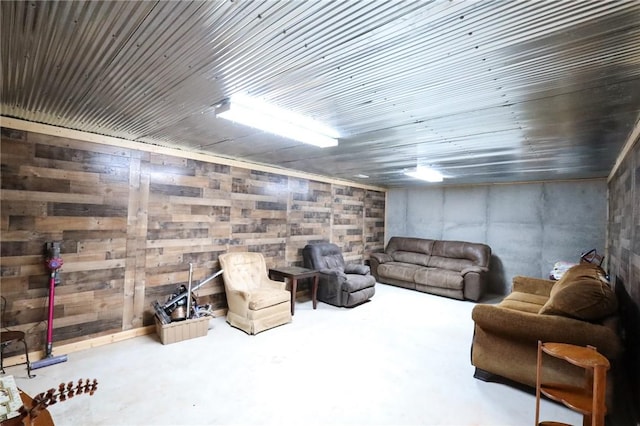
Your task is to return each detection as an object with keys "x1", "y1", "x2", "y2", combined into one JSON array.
[{"x1": 9, "y1": 283, "x2": 581, "y2": 425}]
